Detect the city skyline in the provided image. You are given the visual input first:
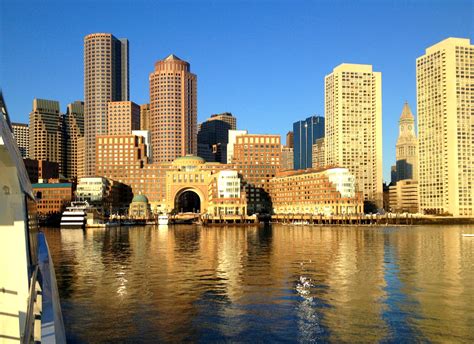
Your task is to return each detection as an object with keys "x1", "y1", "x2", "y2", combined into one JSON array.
[{"x1": 1, "y1": 1, "x2": 472, "y2": 181}]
